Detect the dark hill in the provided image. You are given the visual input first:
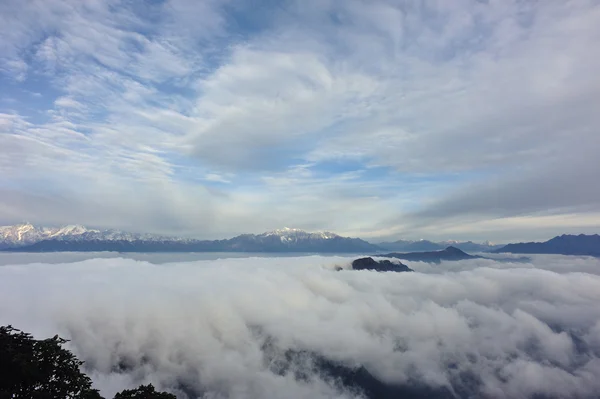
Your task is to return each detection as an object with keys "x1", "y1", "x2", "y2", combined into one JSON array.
[{"x1": 350, "y1": 257, "x2": 413, "y2": 272}]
